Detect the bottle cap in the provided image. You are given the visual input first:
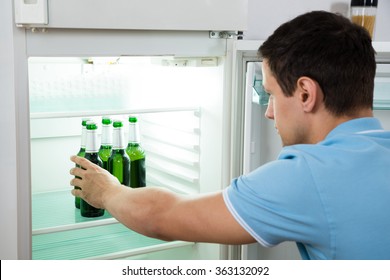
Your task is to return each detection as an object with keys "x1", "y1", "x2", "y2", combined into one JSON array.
[
  {"x1": 351, "y1": 0, "x2": 378, "y2": 7},
  {"x1": 113, "y1": 120, "x2": 124, "y2": 128},
  {"x1": 129, "y1": 116, "x2": 138, "y2": 123},
  {"x1": 86, "y1": 121, "x2": 98, "y2": 130},
  {"x1": 102, "y1": 116, "x2": 112, "y2": 125},
  {"x1": 82, "y1": 118, "x2": 91, "y2": 126}
]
